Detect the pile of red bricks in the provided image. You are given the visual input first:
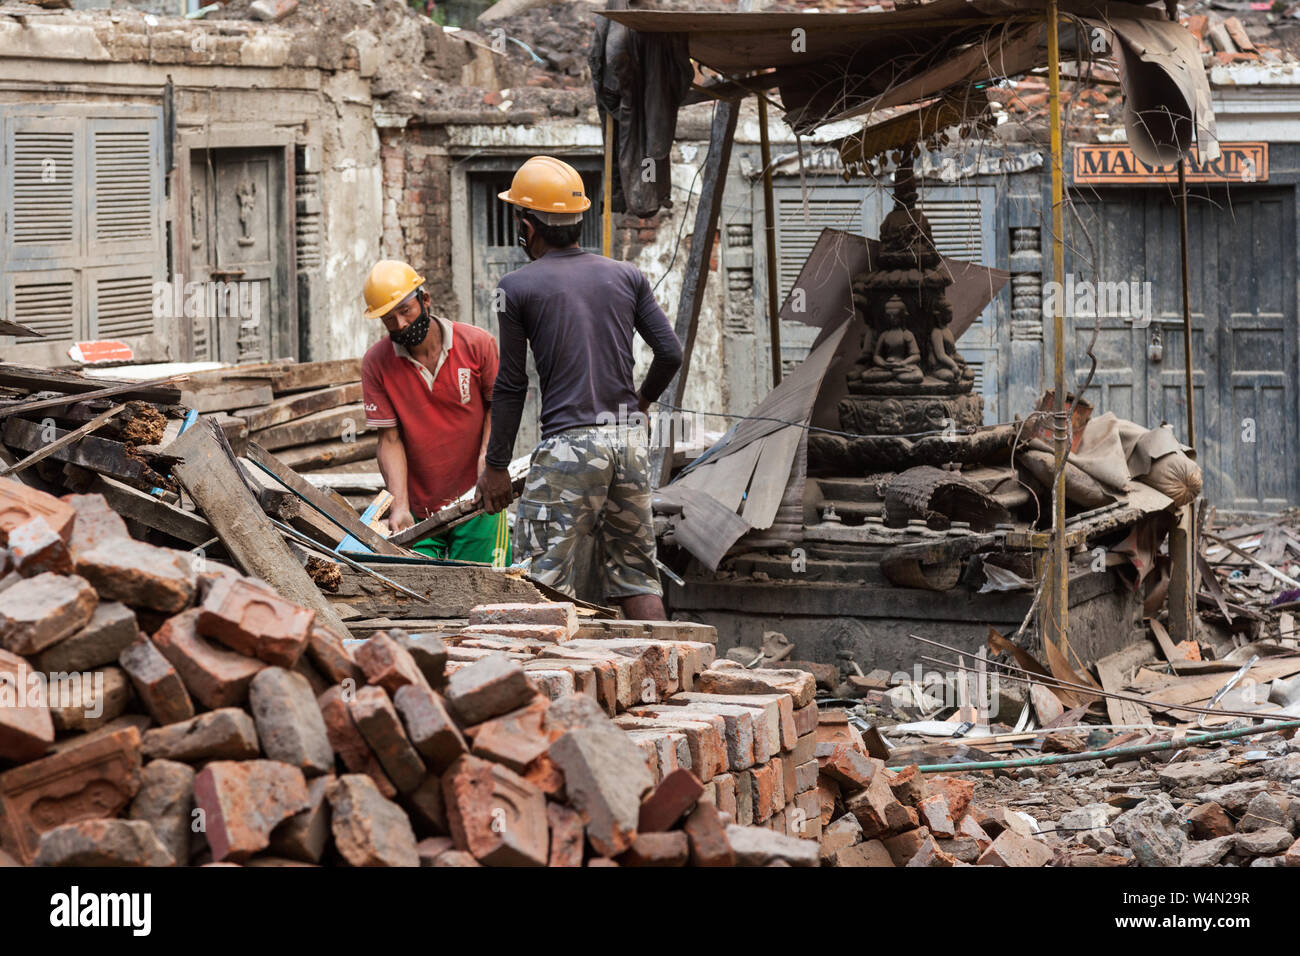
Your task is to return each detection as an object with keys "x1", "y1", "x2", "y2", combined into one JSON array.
[
  {"x1": 0, "y1": 477, "x2": 819, "y2": 867},
  {"x1": 812, "y1": 714, "x2": 1052, "y2": 866}
]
